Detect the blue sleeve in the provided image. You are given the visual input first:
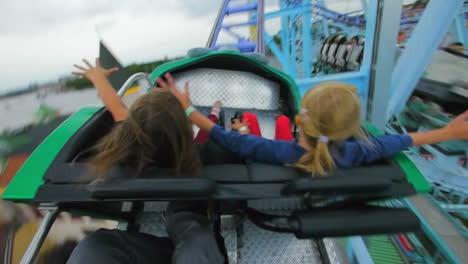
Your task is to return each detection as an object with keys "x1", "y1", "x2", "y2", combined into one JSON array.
[
  {"x1": 335, "y1": 135, "x2": 413, "y2": 168},
  {"x1": 209, "y1": 125, "x2": 305, "y2": 164}
]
